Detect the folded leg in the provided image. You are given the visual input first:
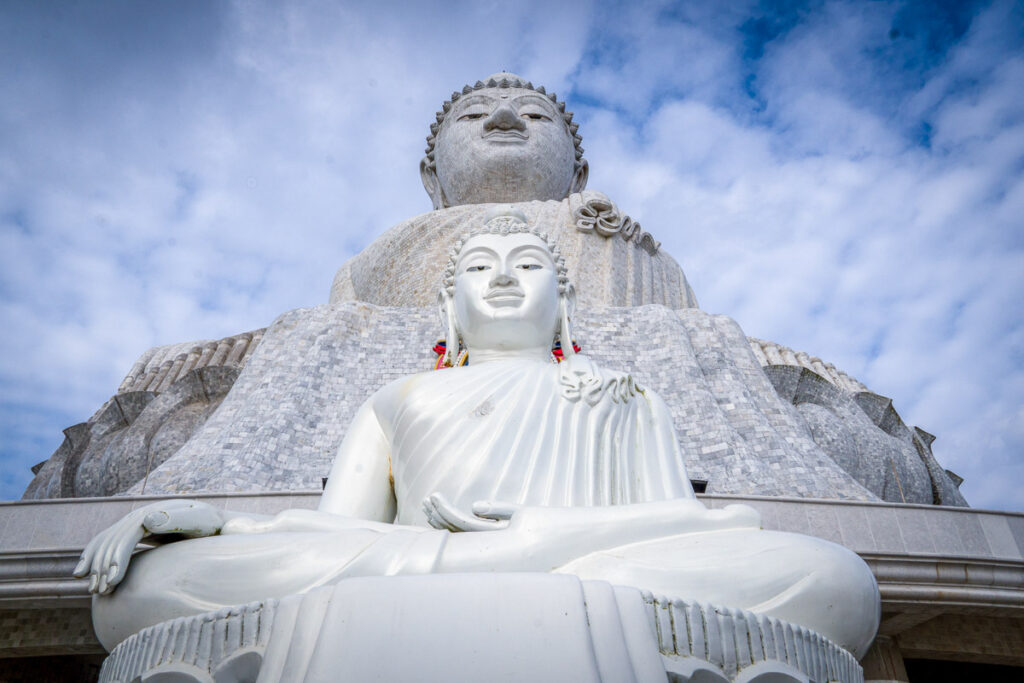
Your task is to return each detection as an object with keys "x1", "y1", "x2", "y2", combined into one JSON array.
[{"x1": 554, "y1": 528, "x2": 879, "y2": 658}]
